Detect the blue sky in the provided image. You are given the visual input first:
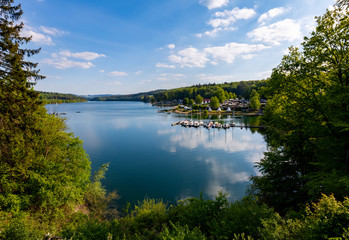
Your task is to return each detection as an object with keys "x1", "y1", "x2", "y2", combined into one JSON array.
[{"x1": 21, "y1": 0, "x2": 334, "y2": 95}]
